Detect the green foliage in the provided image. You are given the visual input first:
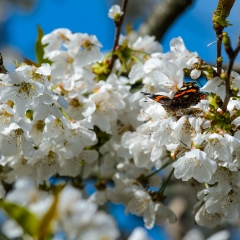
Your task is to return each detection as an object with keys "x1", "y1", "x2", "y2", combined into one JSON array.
[
  {"x1": 37, "y1": 189, "x2": 60, "y2": 240},
  {"x1": 35, "y1": 25, "x2": 52, "y2": 65},
  {"x1": 0, "y1": 190, "x2": 61, "y2": 239},
  {"x1": 0, "y1": 200, "x2": 39, "y2": 237},
  {"x1": 0, "y1": 233, "x2": 12, "y2": 240},
  {"x1": 213, "y1": 0, "x2": 235, "y2": 29},
  {"x1": 216, "y1": 0, "x2": 235, "y2": 19}
]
